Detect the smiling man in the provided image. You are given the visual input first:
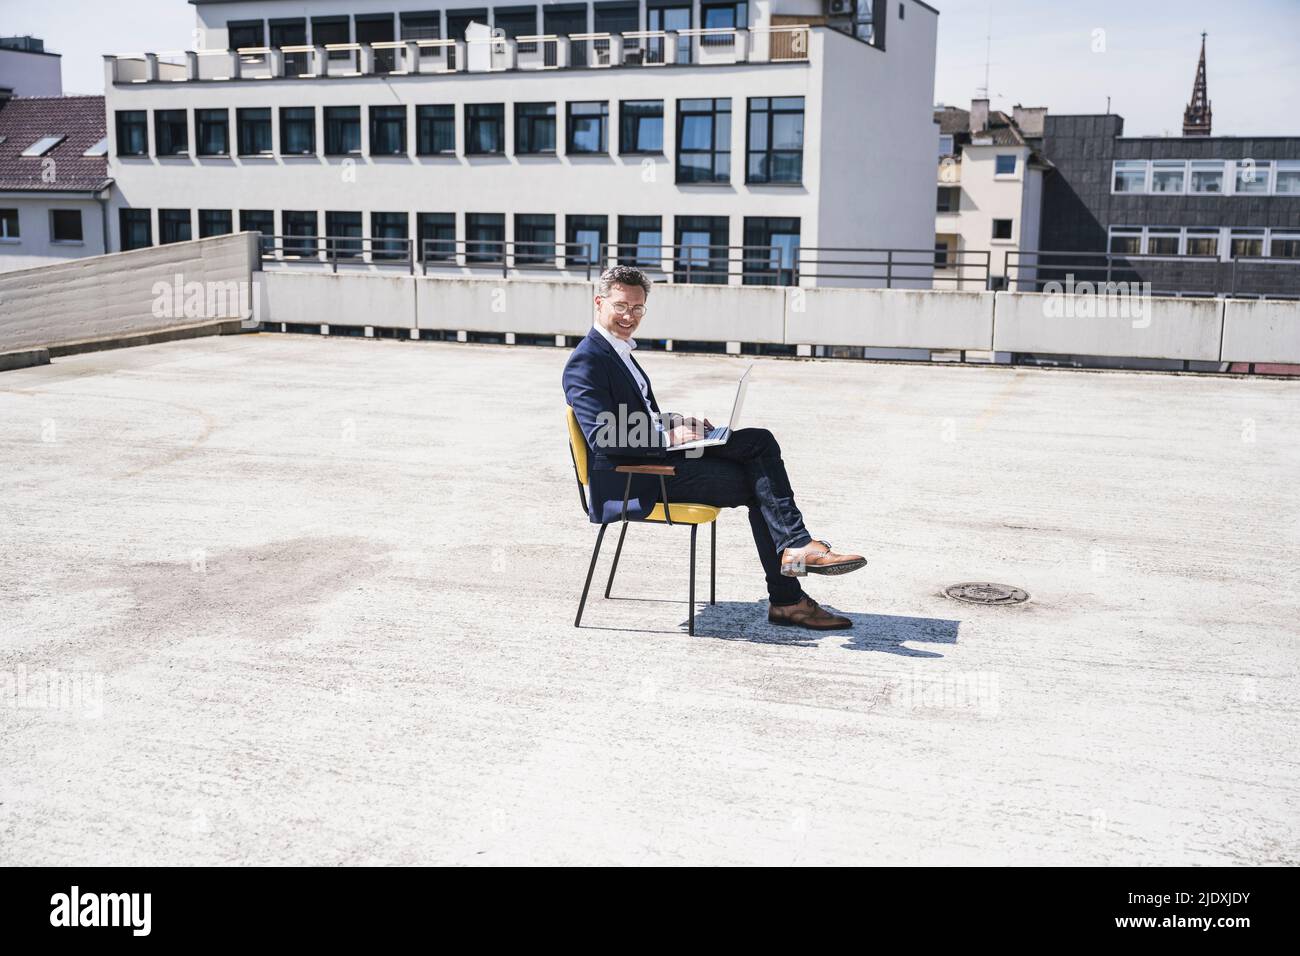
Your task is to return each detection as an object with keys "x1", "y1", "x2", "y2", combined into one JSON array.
[{"x1": 562, "y1": 265, "x2": 866, "y2": 631}]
